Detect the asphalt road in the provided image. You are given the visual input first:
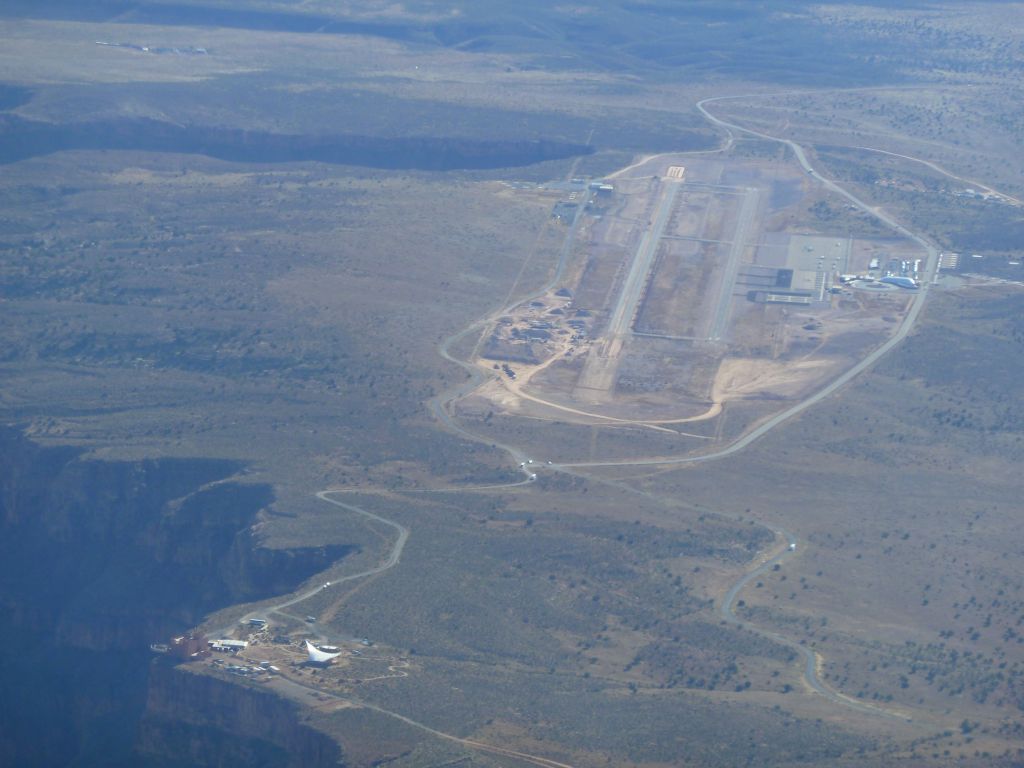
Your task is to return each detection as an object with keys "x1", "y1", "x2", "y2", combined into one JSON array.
[
  {"x1": 606, "y1": 177, "x2": 681, "y2": 340},
  {"x1": 709, "y1": 186, "x2": 758, "y2": 341},
  {"x1": 208, "y1": 490, "x2": 413, "y2": 642},
  {"x1": 718, "y1": 528, "x2": 907, "y2": 720},
  {"x1": 696, "y1": 94, "x2": 939, "y2": 280}
]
